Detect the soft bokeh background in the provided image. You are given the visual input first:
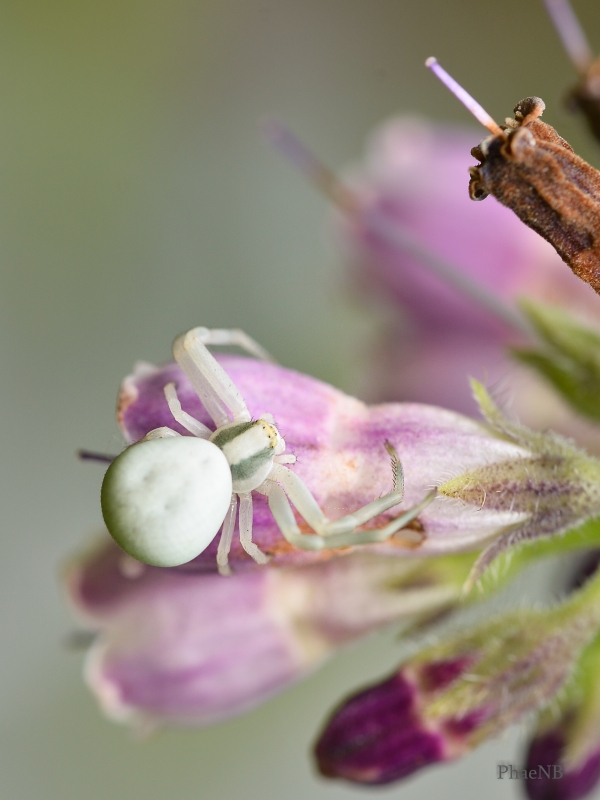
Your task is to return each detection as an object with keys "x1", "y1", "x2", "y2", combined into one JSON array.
[{"x1": 3, "y1": 1, "x2": 600, "y2": 798}]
